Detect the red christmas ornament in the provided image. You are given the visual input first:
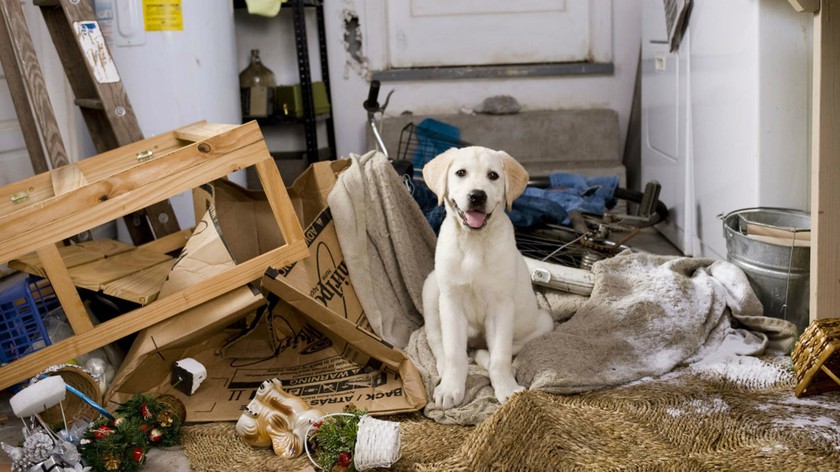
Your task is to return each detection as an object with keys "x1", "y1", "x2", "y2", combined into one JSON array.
[
  {"x1": 337, "y1": 452, "x2": 352, "y2": 468},
  {"x1": 140, "y1": 402, "x2": 153, "y2": 420},
  {"x1": 149, "y1": 428, "x2": 163, "y2": 443},
  {"x1": 139, "y1": 424, "x2": 149, "y2": 432},
  {"x1": 132, "y1": 447, "x2": 145, "y2": 462},
  {"x1": 93, "y1": 426, "x2": 113, "y2": 440}
]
